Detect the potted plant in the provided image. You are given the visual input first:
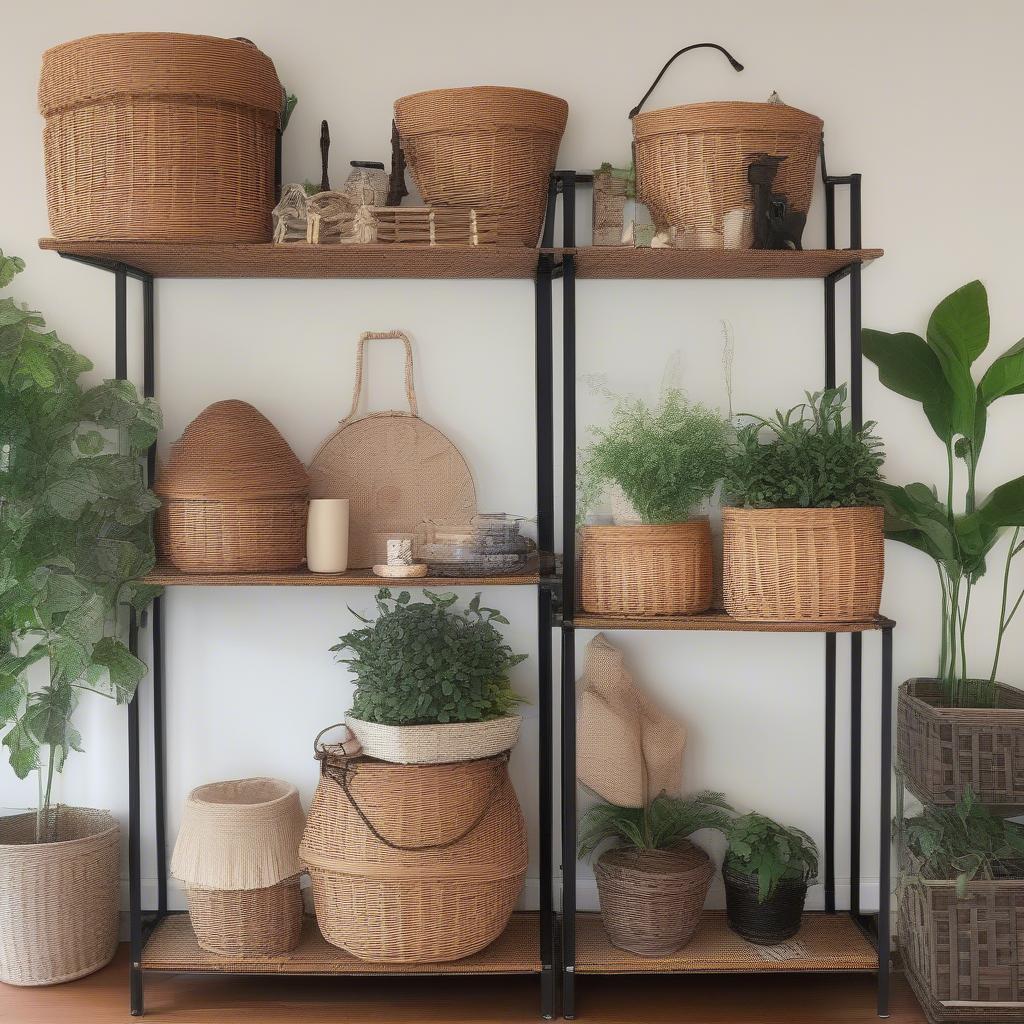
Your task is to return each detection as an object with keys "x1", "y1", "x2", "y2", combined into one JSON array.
[
  {"x1": 577, "y1": 791, "x2": 732, "y2": 956},
  {"x1": 864, "y1": 281, "x2": 1024, "y2": 805},
  {"x1": 721, "y1": 385, "x2": 885, "y2": 621},
  {"x1": 0, "y1": 251, "x2": 161, "y2": 986},
  {"x1": 722, "y1": 812, "x2": 818, "y2": 945},
  {"x1": 333, "y1": 589, "x2": 527, "y2": 764},
  {"x1": 577, "y1": 384, "x2": 732, "y2": 616},
  {"x1": 898, "y1": 788, "x2": 1024, "y2": 1022}
]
